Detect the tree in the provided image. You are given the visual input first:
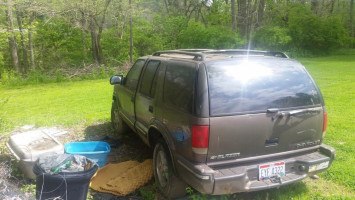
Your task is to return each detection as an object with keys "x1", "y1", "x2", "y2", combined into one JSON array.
[
  {"x1": 257, "y1": 0, "x2": 266, "y2": 27},
  {"x1": 61, "y1": 0, "x2": 112, "y2": 65},
  {"x1": 231, "y1": 0, "x2": 236, "y2": 30},
  {"x1": 15, "y1": 4, "x2": 29, "y2": 74},
  {"x1": 311, "y1": 0, "x2": 320, "y2": 15},
  {"x1": 5, "y1": 0, "x2": 20, "y2": 72},
  {"x1": 237, "y1": 0, "x2": 247, "y2": 37},
  {"x1": 129, "y1": 0, "x2": 133, "y2": 63},
  {"x1": 351, "y1": 0, "x2": 354, "y2": 37}
]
